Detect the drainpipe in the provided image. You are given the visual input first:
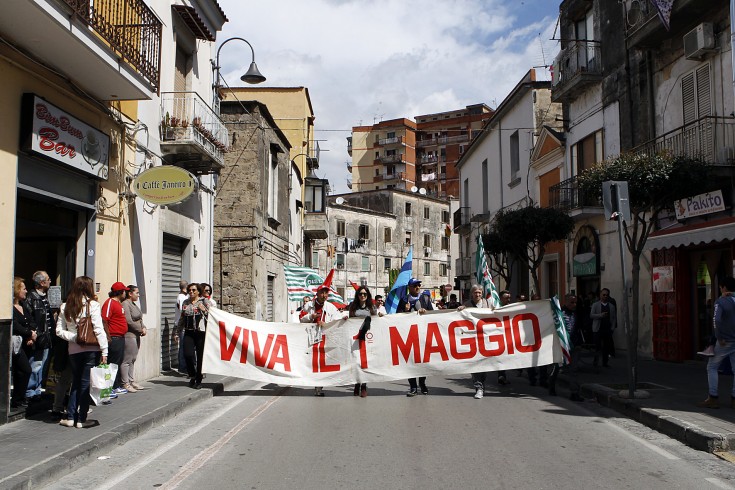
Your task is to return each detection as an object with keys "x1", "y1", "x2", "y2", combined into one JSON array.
[{"x1": 731, "y1": 0, "x2": 735, "y2": 104}]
